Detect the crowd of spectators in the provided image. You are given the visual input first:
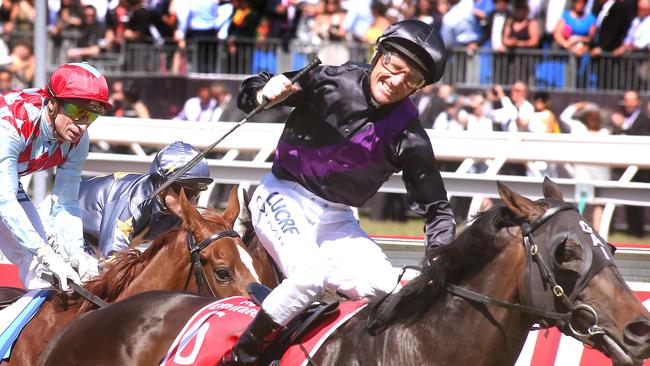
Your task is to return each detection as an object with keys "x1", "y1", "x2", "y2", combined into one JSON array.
[
  {"x1": 0, "y1": 0, "x2": 646, "y2": 85},
  {"x1": 410, "y1": 82, "x2": 650, "y2": 235},
  {"x1": 0, "y1": 0, "x2": 644, "y2": 233}
]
